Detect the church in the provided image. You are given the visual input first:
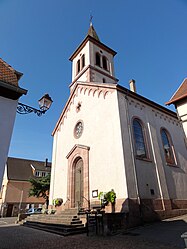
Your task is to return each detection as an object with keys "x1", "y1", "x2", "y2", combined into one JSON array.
[{"x1": 49, "y1": 23, "x2": 187, "y2": 224}]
